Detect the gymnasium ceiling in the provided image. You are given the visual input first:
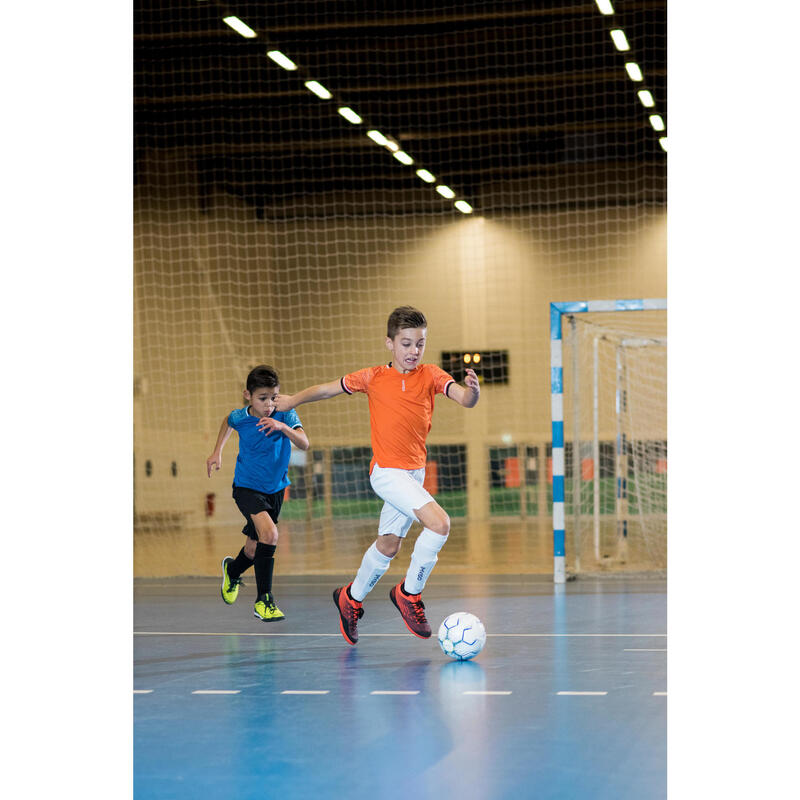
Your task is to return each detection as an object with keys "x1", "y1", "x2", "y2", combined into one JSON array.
[{"x1": 134, "y1": 0, "x2": 667, "y2": 216}]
